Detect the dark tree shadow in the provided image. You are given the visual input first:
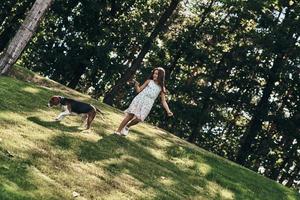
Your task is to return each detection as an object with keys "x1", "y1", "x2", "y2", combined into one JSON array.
[
  {"x1": 50, "y1": 133, "x2": 209, "y2": 199},
  {"x1": 0, "y1": 150, "x2": 36, "y2": 191},
  {"x1": 0, "y1": 147, "x2": 37, "y2": 200},
  {"x1": 27, "y1": 116, "x2": 80, "y2": 132},
  {"x1": 47, "y1": 126, "x2": 300, "y2": 200},
  {"x1": 72, "y1": 132, "x2": 300, "y2": 200},
  {"x1": 165, "y1": 144, "x2": 300, "y2": 200},
  {"x1": 0, "y1": 77, "x2": 55, "y2": 113},
  {"x1": 0, "y1": 146, "x2": 65, "y2": 200}
]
